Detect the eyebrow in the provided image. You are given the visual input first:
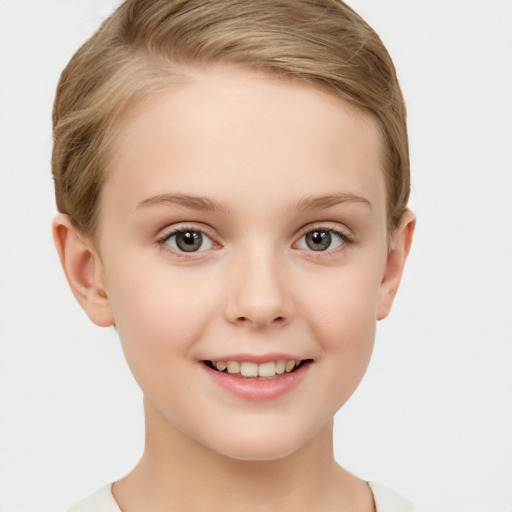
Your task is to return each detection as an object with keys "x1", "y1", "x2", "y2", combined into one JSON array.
[
  {"x1": 136, "y1": 193, "x2": 231, "y2": 214},
  {"x1": 294, "y1": 193, "x2": 372, "y2": 211},
  {"x1": 136, "y1": 192, "x2": 371, "y2": 214}
]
